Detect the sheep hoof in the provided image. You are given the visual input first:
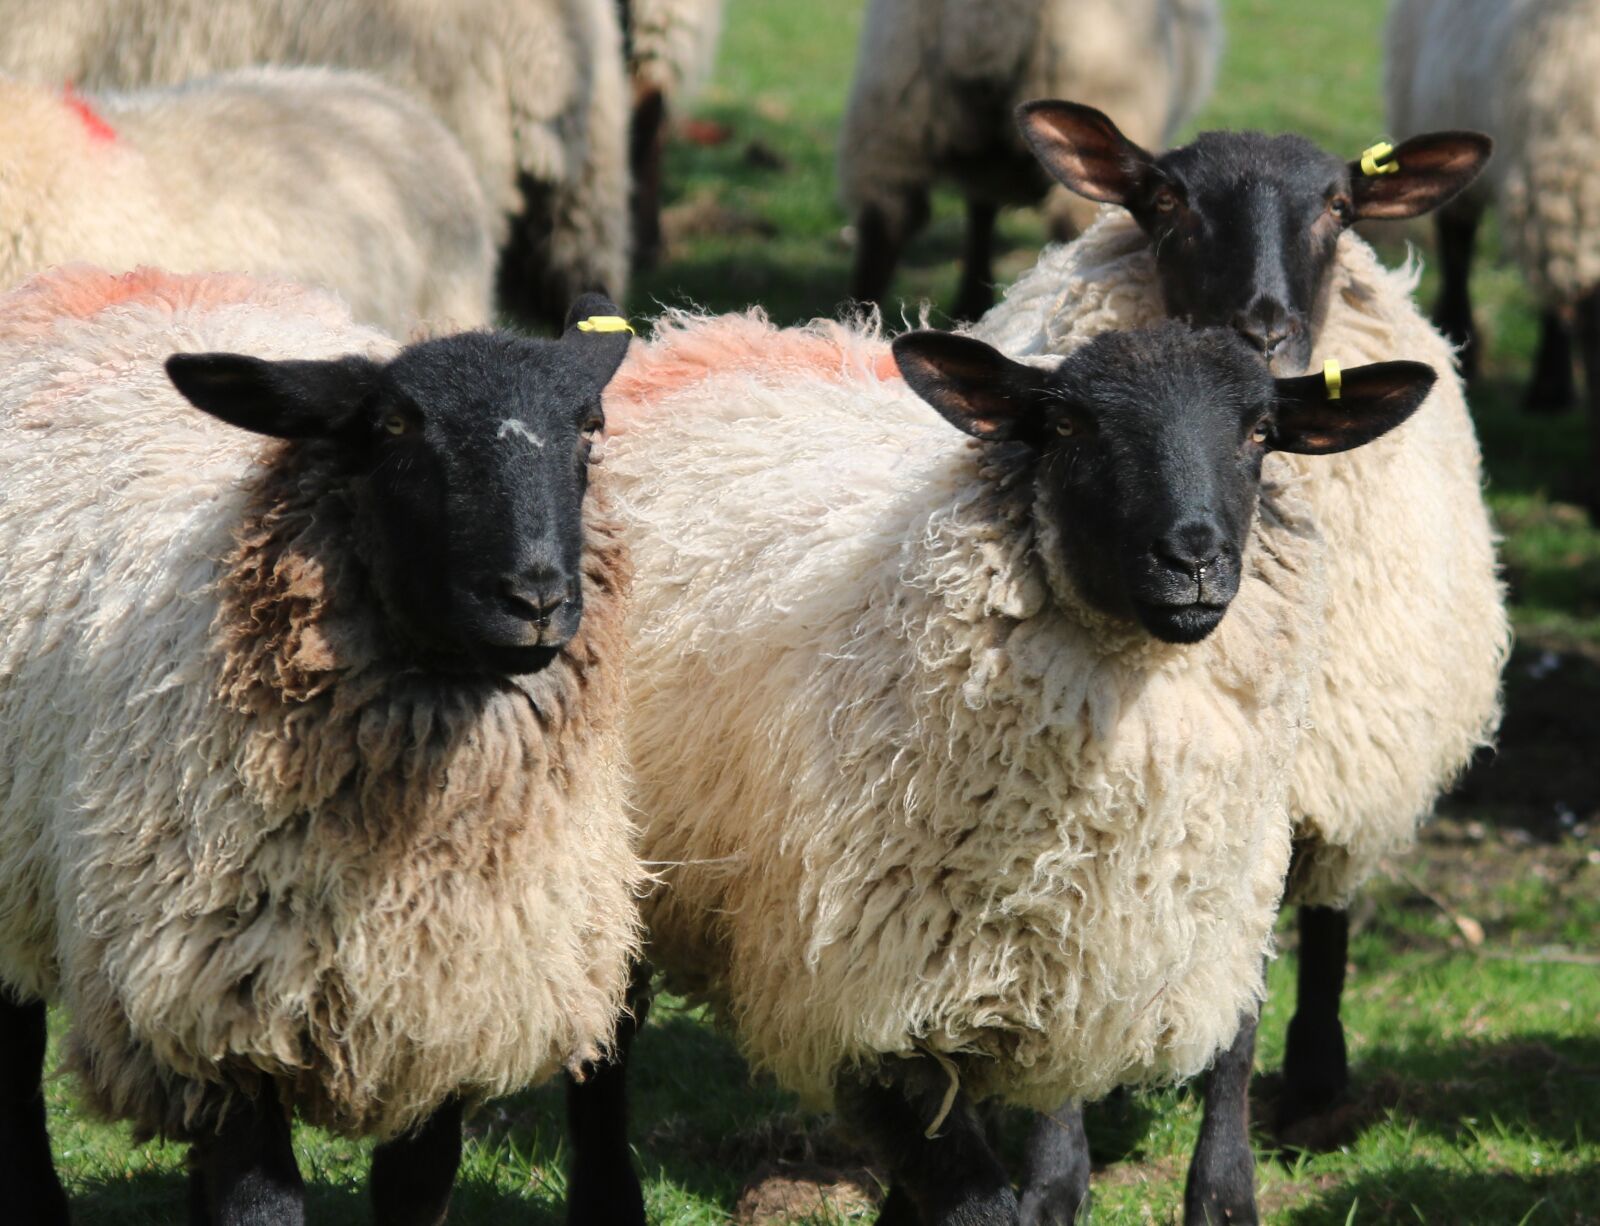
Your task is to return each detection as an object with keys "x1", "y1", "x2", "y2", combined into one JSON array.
[{"x1": 1019, "y1": 1178, "x2": 1090, "y2": 1225}]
